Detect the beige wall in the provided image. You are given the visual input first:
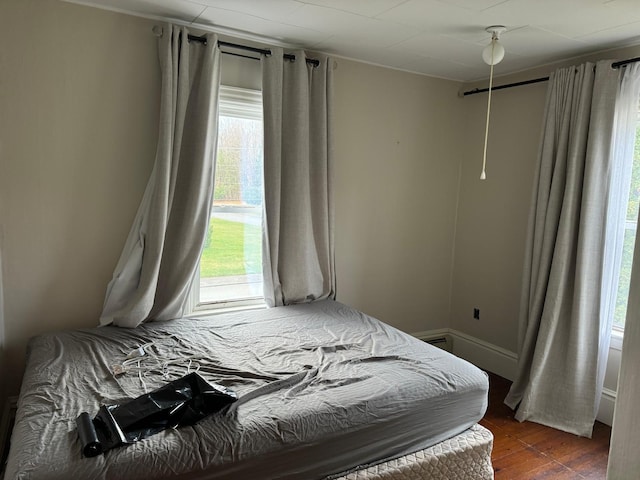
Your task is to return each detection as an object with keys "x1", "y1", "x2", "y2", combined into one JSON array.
[
  {"x1": 333, "y1": 60, "x2": 464, "y2": 333},
  {"x1": 0, "y1": 0, "x2": 465, "y2": 398},
  {"x1": 0, "y1": 248, "x2": 5, "y2": 404},
  {"x1": 0, "y1": 0, "x2": 161, "y2": 393},
  {"x1": 450, "y1": 81, "x2": 546, "y2": 352},
  {"x1": 1, "y1": 1, "x2": 637, "y2": 436},
  {"x1": 451, "y1": 44, "x2": 640, "y2": 354},
  {"x1": 450, "y1": 45, "x2": 640, "y2": 431}
]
